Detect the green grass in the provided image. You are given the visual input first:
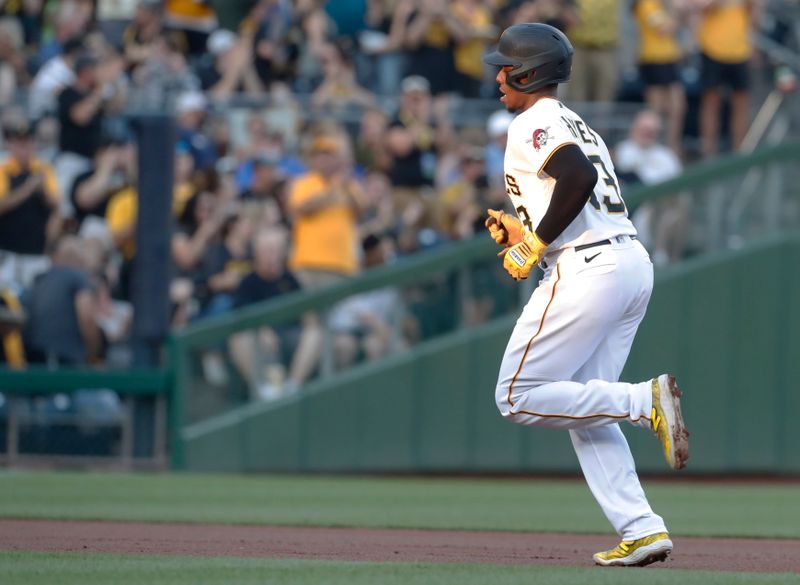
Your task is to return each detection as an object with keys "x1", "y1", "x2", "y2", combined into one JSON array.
[
  {"x1": 1, "y1": 471, "x2": 799, "y2": 538},
  {"x1": 1, "y1": 552, "x2": 797, "y2": 585}
]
